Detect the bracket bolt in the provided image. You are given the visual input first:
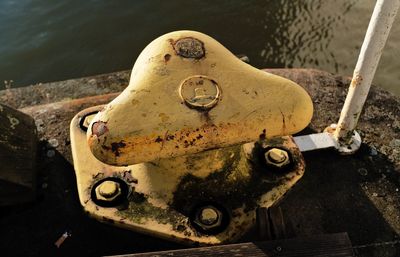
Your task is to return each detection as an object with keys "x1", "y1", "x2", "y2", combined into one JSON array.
[
  {"x1": 95, "y1": 180, "x2": 121, "y2": 200},
  {"x1": 199, "y1": 207, "x2": 220, "y2": 226},
  {"x1": 265, "y1": 148, "x2": 290, "y2": 168},
  {"x1": 193, "y1": 205, "x2": 224, "y2": 233}
]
